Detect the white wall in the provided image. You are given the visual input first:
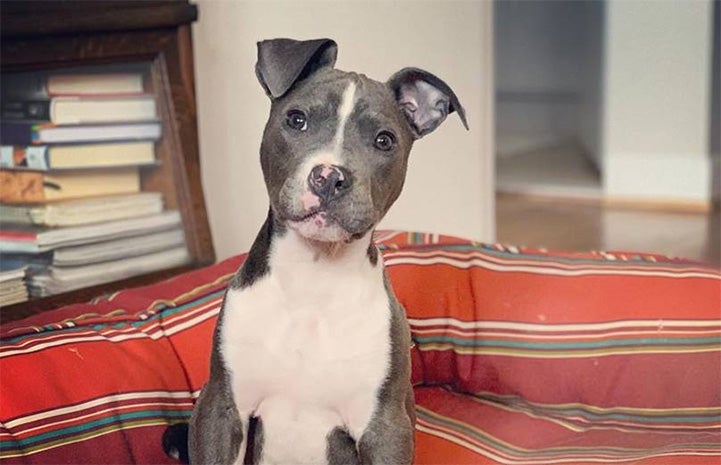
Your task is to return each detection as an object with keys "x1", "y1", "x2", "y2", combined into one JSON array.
[
  {"x1": 192, "y1": 0, "x2": 494, "y2": 260},
  {"x1": 601, "y1": 0, "x2": 714, "y2": 203}
]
